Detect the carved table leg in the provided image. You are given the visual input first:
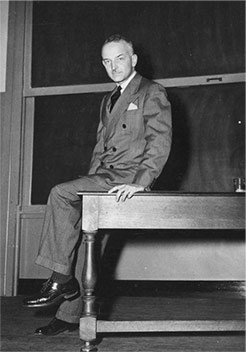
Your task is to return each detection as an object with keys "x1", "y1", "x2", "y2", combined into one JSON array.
[{"x1": 80, "y1": 230, "x2": 98, "y2": 352}]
